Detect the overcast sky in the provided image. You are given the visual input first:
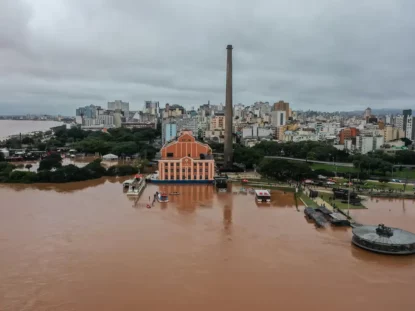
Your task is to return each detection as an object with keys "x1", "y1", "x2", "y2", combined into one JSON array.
[{"x1": 0, "y1": 0, "x2": 414, "y2": 115}]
